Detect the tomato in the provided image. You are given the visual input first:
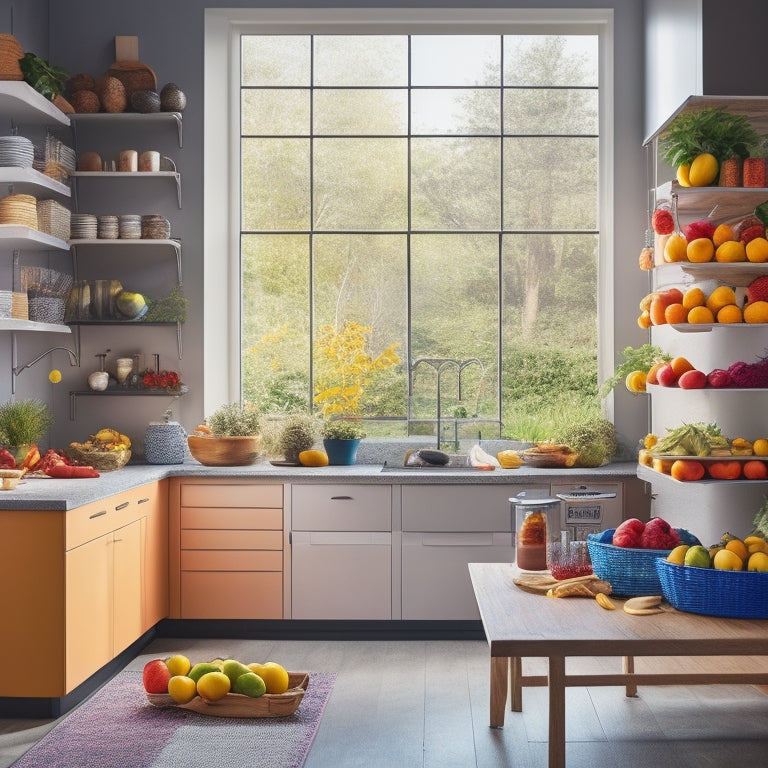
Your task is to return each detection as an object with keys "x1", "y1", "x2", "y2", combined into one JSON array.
[{"x1": 707, "y1": 461, "x2": 742, "y2": 480}]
